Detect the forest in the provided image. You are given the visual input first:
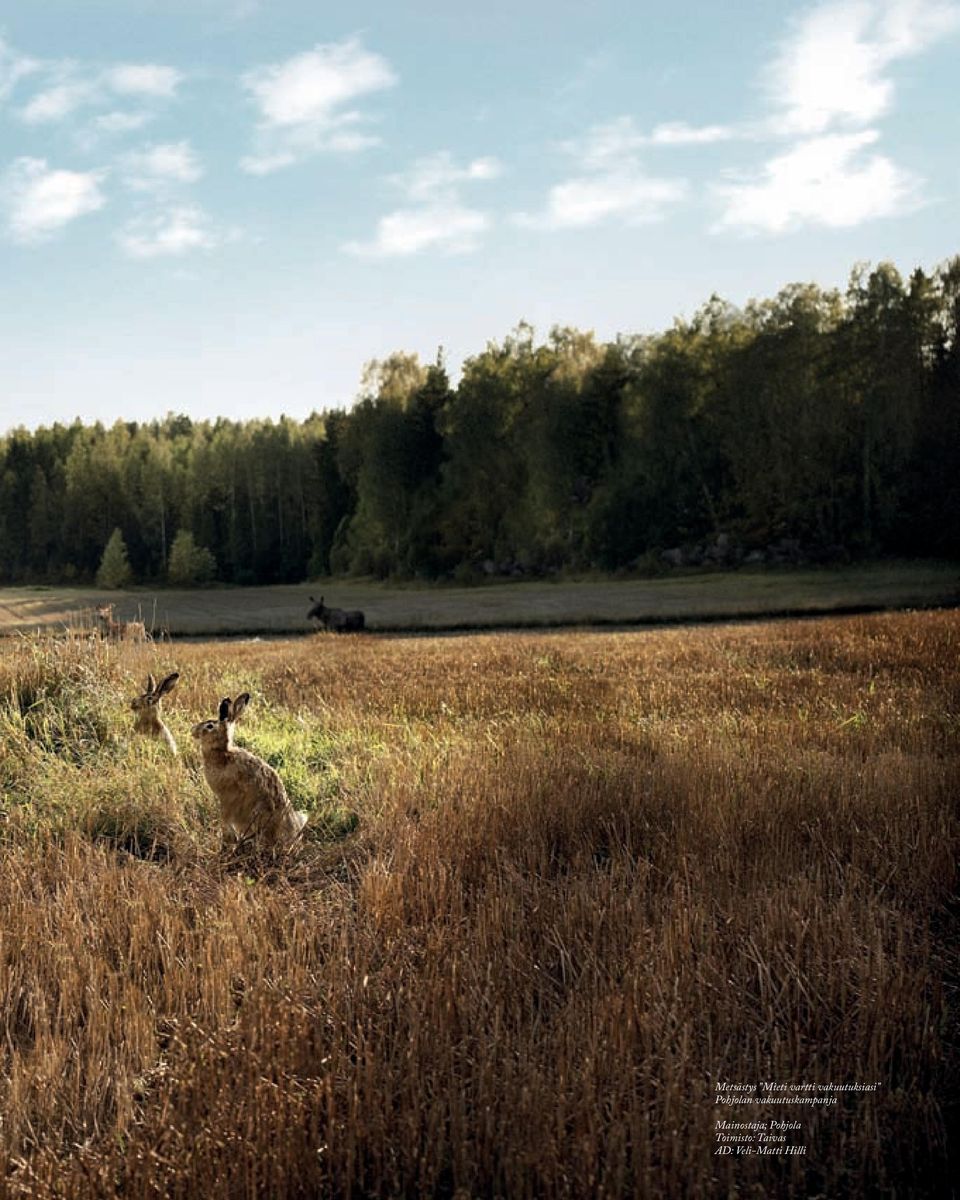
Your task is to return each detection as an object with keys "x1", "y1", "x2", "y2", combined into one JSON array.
[{"x1": 2, "y1": 255, "x2": 958, "y2": 586}]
